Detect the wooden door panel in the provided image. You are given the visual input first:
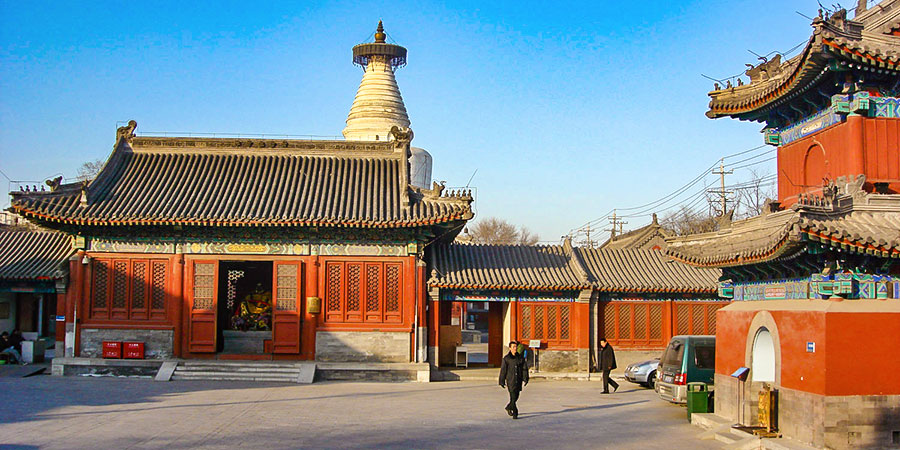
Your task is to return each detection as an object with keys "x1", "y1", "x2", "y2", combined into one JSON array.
[
  {"x1": 188, "y1": 260, "x2": 217, "y2": 353},
  {"x1": 272, "y1": 261, "x2": 302, "y2": 354}
]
